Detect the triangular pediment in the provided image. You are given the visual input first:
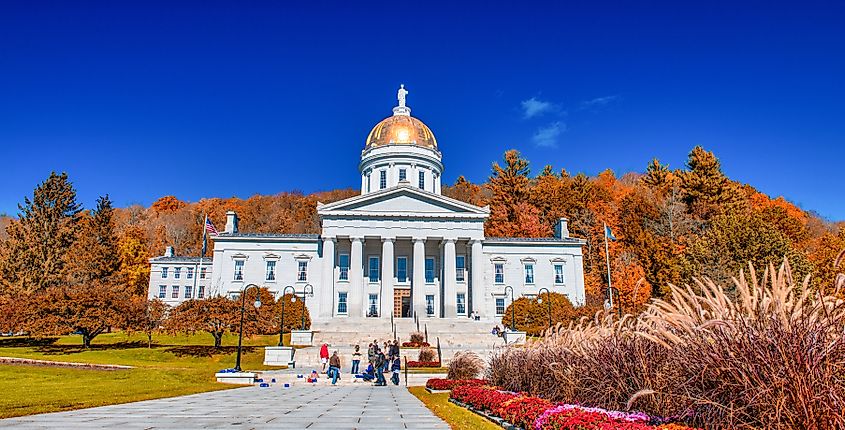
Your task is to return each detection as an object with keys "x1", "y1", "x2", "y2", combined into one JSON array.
[{"x1": 318, "y1": 185, "x2": 489, "y2": 217}]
